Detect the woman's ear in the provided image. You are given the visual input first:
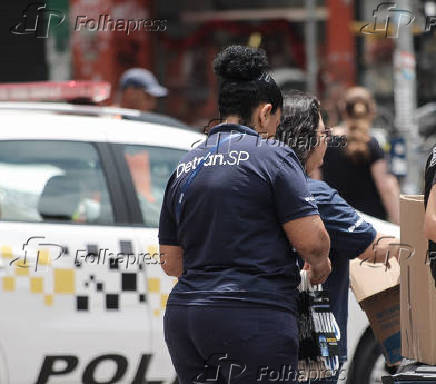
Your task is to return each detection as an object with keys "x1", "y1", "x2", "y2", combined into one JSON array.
[{"x1": 258, "y1": 103, "x2": 273, "y2": 131}]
